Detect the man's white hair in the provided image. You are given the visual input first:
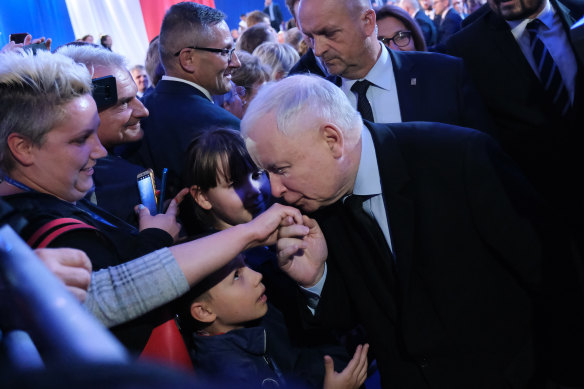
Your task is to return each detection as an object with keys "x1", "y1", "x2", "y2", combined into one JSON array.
[
  {"x1": 56, "y1": 44, "x2": 127, "y2": 77},
  {"x1": 241, "y1": 74, "x2": 362, "y2": 140}
]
